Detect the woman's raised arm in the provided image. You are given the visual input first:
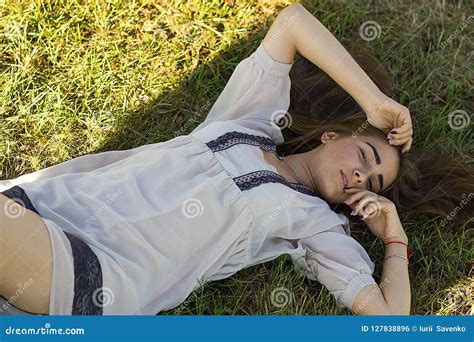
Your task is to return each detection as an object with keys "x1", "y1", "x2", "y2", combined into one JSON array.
[
  {"x1": 263, "y1": 3, "x2": 381, "y2": 109},
  {"x1": 263, "y1": 3, "x2": 413, "y2": 152}
]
